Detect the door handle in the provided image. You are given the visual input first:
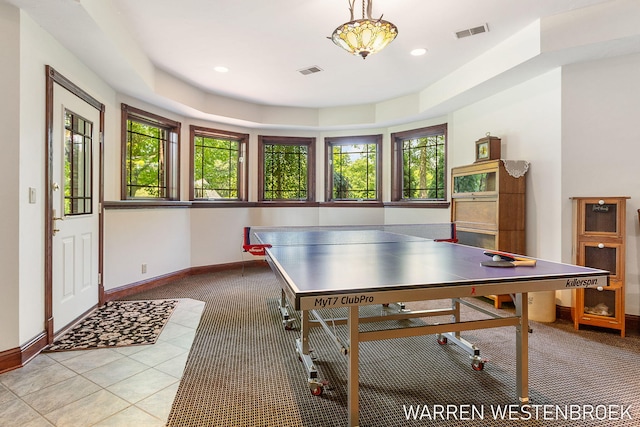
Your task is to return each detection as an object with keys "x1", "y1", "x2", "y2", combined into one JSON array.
[{"x1": 52, "y1": 214, "x2": 63, "y2": 236}]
